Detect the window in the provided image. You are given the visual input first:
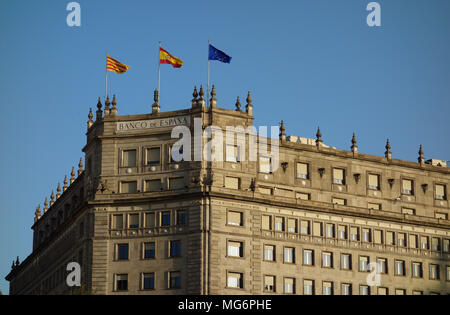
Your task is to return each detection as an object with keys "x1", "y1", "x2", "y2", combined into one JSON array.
[
  {"x1": 146, "y1": 147, "x2": 160, "y2": 165},
  {"x1": 446, "y1": 266, "x2": 450, "y2": 281},
  {"x1": 431, "y1": 237, "x2": 441, "y2": 251},
  {"x1": 341, "y1": 254, "x2": 351, "y2": 270},
  {"x1": 142, "y1": 273, "x2": 155, "y2": 290},
  {"x1": 259, "y1": 187, "x2": 272, "y2": 195},
  {"x1": 169, "y1": 240, "x2": 181, "y2": 257},
  {"x1": 264, "y1": 245, "x2": 275, "y2": 261},
  {"x1": 420, "y1": 236, "x2": 429, "y2": 250},
  {"x1": 284, "y1": 278, "x2": 295, "y2": 294},
  {"x1": 226, "y1": 211, "x2": 243, "y2": 227},
  {"x1": 341, "y1": 283, "x2": 352, "y2": 296},
  {"x1": 397, "y1": 233, "x2": 406, "y2": 247},
  {"x1": 377, "y1": 287, "x2": 388, "y2": 295},
  {"x1": 359, "y1": 256, "x2": 369, "y2": 272},
  {"x1": 274, "y1": 217, "x2": 284, "y2": 231},
  {"x1": 401, "y1": 179, "x2": 413, "y2": 195},
  {"x1": 115, "y1": 274, "x2": 128, "y2": 291},
  {"x1": 128, "y1": 214, "x2": 139, "y2": 229},
  {"x1": 303, "y1": 280, "x2": 314, "y2": 295},
  {"x1": 313, "y1": 222, "x2": 323, "y2": 237},
  {"x1": 332, "y1": 198, "x2": 346, "y2": 205},
  {"x1": 333, "y1": 168, "x2": 345, "y2": 185},
  {"x1": 444, "y1": 239, "x2": 449, "y2": 253},
  {"x1": 395, "y1": 260, "x2": 405, "y2": 276},
  {"x1": 338, "y1": 225, "x2": 347, "y2": 239},
  {"x1": 386, "y1": 231, "x2": 395, "y2": 245},
  {"x1": 145, "y1": 179, "x2": 161, "y2": 192},
  {"x1": 117, "y1": 244, "x2": 129, "y2": 260},
  {"x1": 296, "y1": 163, "x2": 309, "y2": 179},
  {"x1": 436, "y1": 213, "x2": 448, "y2": 220},
  {"x1": 284, "y1": 247, "x2": 295, "y2": 264},
  {"x1": 169, "y1": 145, "x2": 184, "y2": 163},
  {"x1": 409, "y1": 234, "x2": 418, "y2": 249},
  {"x1": 412, "y1": 290, "x2": 423, "y2": 295},
  {"x1": 259, "y1": 156, "x2": 272, "y2": 173},
  {"x1": 113, "y1": 214, "x2": 123, "y2": 229},
  {"x1": 429, "y1": 264, "x2": 439, "y2": 280},
  {"x1": 169, "y1": 271, "x2": 181, "y2": 289},
  {"x1": 377, "y1": 258, "x2": 387, "y2": 274},
  {"x1": 296, "y1": 192, "x2": 310, "y2": 200},
  {"x1": 368, "y1": 203, "x2": 381, "y2": 210},
  {"x1": 121, "y1": 181, "x2": 138, "y2": 193},
  {"x1": 224, "y1": 177, "x2": 240, "y2": 189},
  {"x1": 161, "y1": 211, "x2": 171, "y2": 226},
  {"x1": 402, "y1": 208, "x2": 415, "y2": 215},
  {"x1": 322, "y1": 282, "x2": 333, "y2": 295},
  {"x1": 175, "y1": 210, "x2": 187, "y2": 225},
  {"x1": 264, "y1": 276, "x2": 275, "y2": 292},
  {"x1": 228, "y1": 241, "x2": 243, "y2": 258},
  {"x1": 322, "y1": 252, "x2": 333, "y2": 268},
  {"x1": 226, "y1": 144, "x2": 240, "y2": 162},
  {"x1": 435, "y1": 184, "x2": 447, "y2": 200},
  {"x1": 287, "y1": 218, "x2": 297, "y2": 233},
  {"x1": 303, "y1": 250, "x2": 314, "y2": 266},
  {"x1": 360, "y1": 286, "x2": 370, "y2": 296},
  {"x1": 368, "y1": 174, "x2": 380, "y2": 190},
  {"x1": 143, "y1": 242, "x2": 155, "y2": 259},
  {"x1": 395, "y1": 289, "x2": 406, "y2": 295},
  {"x1": 412, "y1": 262, "x2": 423, "y2": 278},
  {"x1": 362, "y1": 228, "x2": 371, "y2": 242},
  {"x1": 169, "y1": 177, "x2": 184, "y2": 190},
  {"x1": 122, "y1": 149, "x2": 137, "y2": 167},
  {"x1": 262, "y1": 215, "x2": 271, "y2": 230},
  {"x1": 325, "y1": 224, "x2": 335, "y2": 238},
  {"x1": 300, "y1": 220, "x2": 310, "y2": 235},
  {"x1": 374, "y1": 230, "x2": 383, "y2": 244},
  {"x1": 350, "y1": 227, "x2": 359, "y2": 241},
  {"x1": 227, "y1": 272, "x2": 243, "y2": 289}
]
